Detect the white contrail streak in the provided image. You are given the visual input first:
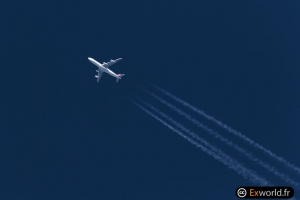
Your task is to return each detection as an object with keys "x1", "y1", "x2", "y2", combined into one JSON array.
[
  {"x1": 137, "y1": 90, "x2": 300, "y2": 188},
  {"x1": 131, "y1": 99, "x2": 271, "y2": 186},
  {"x1": 149, "y1": 83, "x2": 300, "y2": 176}
]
